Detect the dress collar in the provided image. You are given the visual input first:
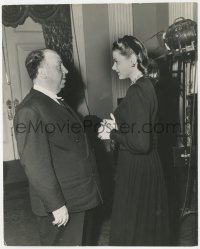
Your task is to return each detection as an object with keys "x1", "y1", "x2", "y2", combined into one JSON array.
[{"x1": 130, "y1": 74, "x2": 143, "y2": 86}]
